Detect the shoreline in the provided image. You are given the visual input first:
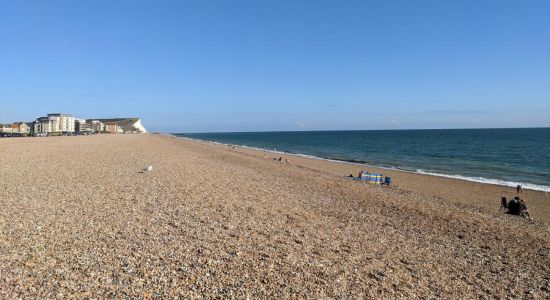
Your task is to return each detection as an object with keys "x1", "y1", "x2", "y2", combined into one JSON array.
[
  {"x1": 169, "y1": 134, "x2": 550, "y2": 224},
  {"x1": 171, "y1": 134, "x2": 550, "y2": 193}
]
